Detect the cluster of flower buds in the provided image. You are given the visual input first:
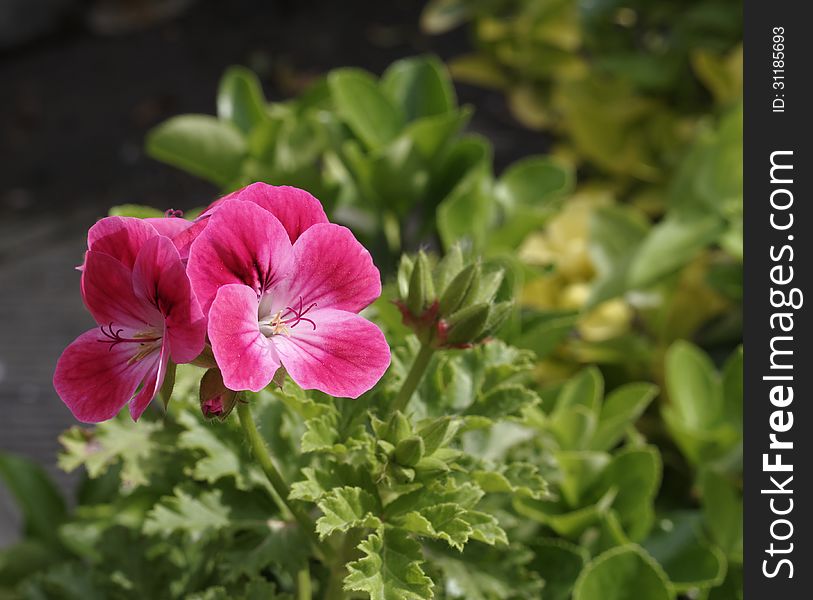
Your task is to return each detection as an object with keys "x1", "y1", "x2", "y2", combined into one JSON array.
[
  {"x1": 373, "y1": 411, "x2": 460, "y2": 483},
  {"x1": 395, "y1": 247, "x2": 513, "y2": 348}
]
